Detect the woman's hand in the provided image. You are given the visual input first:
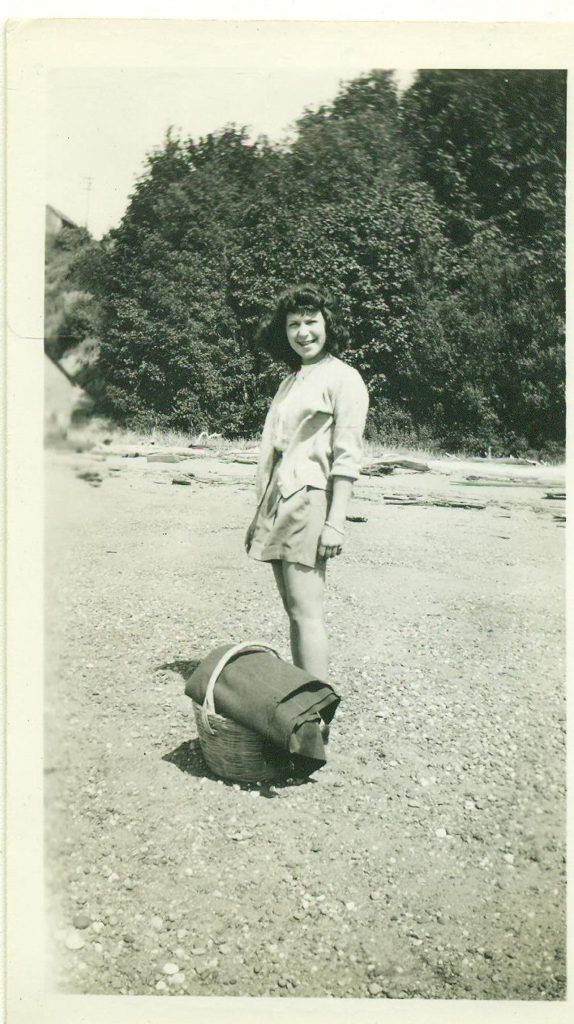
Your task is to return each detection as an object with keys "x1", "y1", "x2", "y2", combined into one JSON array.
[
  {"x1": 318, "y1": 522, "x2": 344, "y2": 560},
  {"x1": 319, "y1": 476, "x2": 353, "y2": 560}
]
